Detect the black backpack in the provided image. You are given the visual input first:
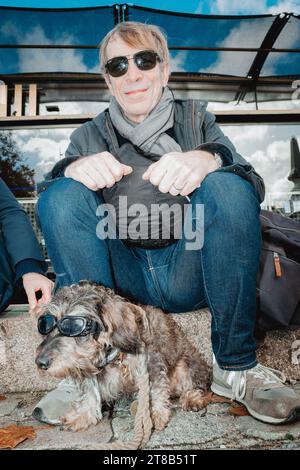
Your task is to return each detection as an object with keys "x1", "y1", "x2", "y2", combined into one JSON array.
[
  {"x1": 256, "y1": 209, "x2": 300, "y2": 331},
  {"x1": 101, "y1": 143, "x2": 188, "y2": 249}
]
